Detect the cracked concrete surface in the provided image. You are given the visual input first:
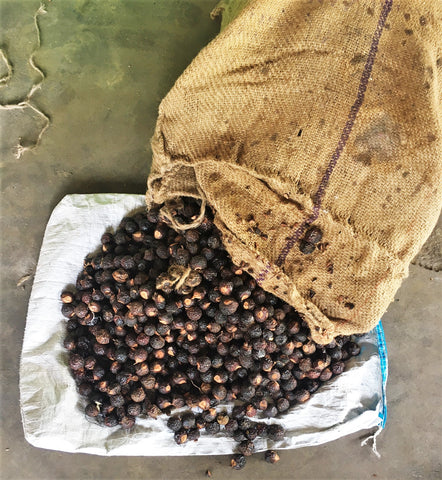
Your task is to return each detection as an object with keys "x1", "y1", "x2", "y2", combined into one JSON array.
[{"x1": 1, "y1": 1, "x2": 441, "y2": 479}]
